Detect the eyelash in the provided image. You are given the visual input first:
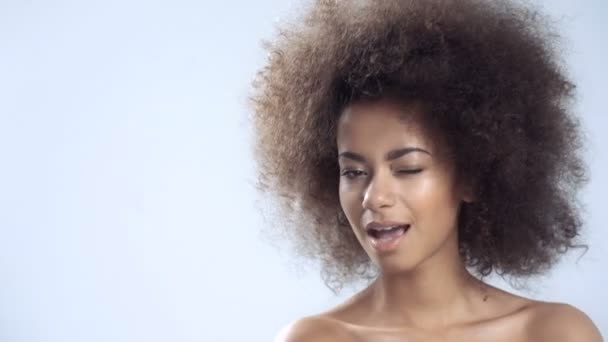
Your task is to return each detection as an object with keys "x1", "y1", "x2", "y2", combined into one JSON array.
[{"x1": 340, "y1": 169, "x2": 422, "y2": 178}]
